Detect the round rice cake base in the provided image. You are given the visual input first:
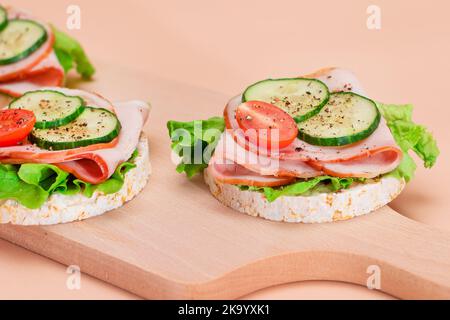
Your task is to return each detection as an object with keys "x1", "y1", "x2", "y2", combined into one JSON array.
[
  {"x1": 204, "y1": 168, "x2": 405, "y2": 223},
  {"x1": 0, "y1": 135, "x2": 150, "y2": 225}
]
